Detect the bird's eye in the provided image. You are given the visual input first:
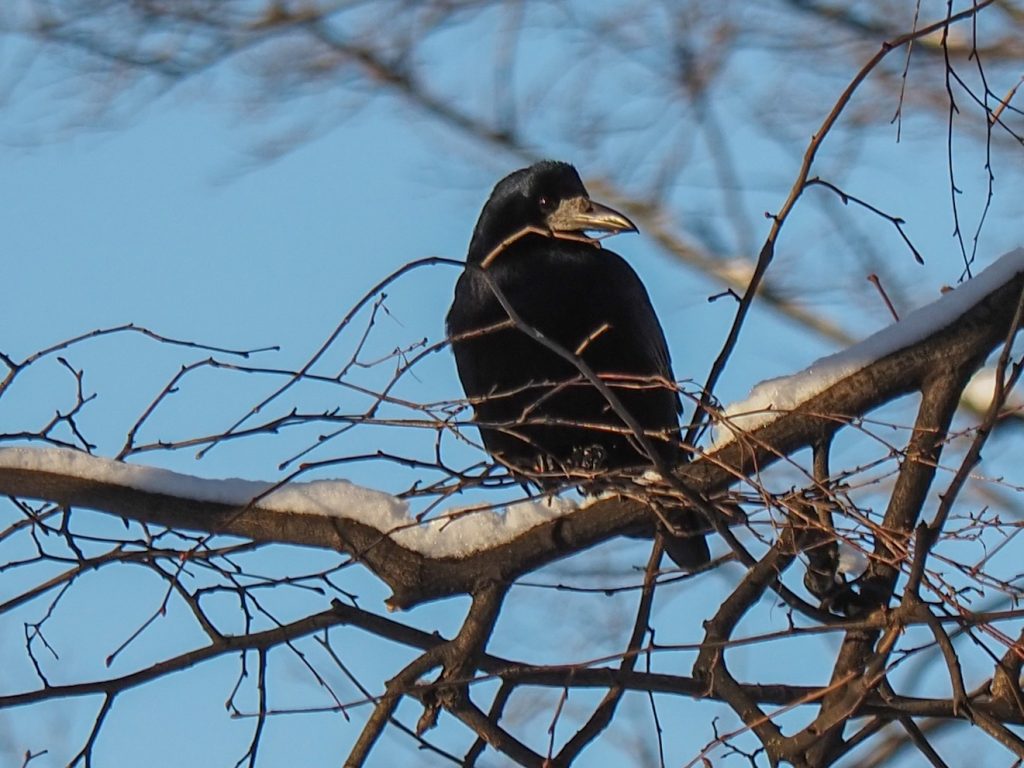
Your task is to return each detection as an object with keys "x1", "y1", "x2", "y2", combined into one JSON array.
[{"x1": 538, "y1": 195, "x2": 557, "y2": 213}]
